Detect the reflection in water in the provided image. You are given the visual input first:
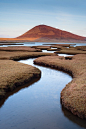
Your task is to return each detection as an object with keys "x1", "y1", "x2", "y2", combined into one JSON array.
[
  {"x1": 61, "y1": 105, "x2": 86, "y2": 128},
  {"x1": 42, "y1": 50, "x2": 56, "y2": 53},
  {"x1": 58, "y1": 54, "x2": 73, "y2": 57},
  {"x1": 0, "y1": 58, "x2": 86, "y2": 129},
  {"x1": 0, "y1": 77, "x2": 40, "y2": 108}
]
